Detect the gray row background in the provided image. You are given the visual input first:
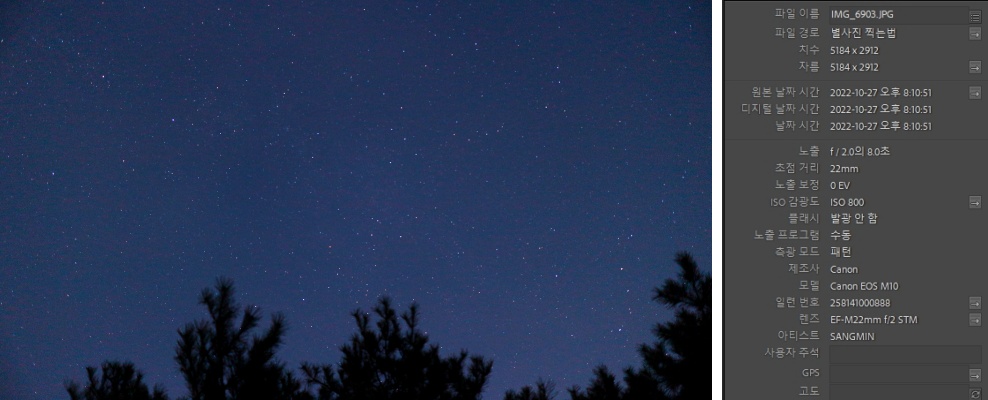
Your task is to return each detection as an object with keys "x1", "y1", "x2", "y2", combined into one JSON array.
[{"x1": 725, "y1": 2, "x2": 987, "y2": 399}]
